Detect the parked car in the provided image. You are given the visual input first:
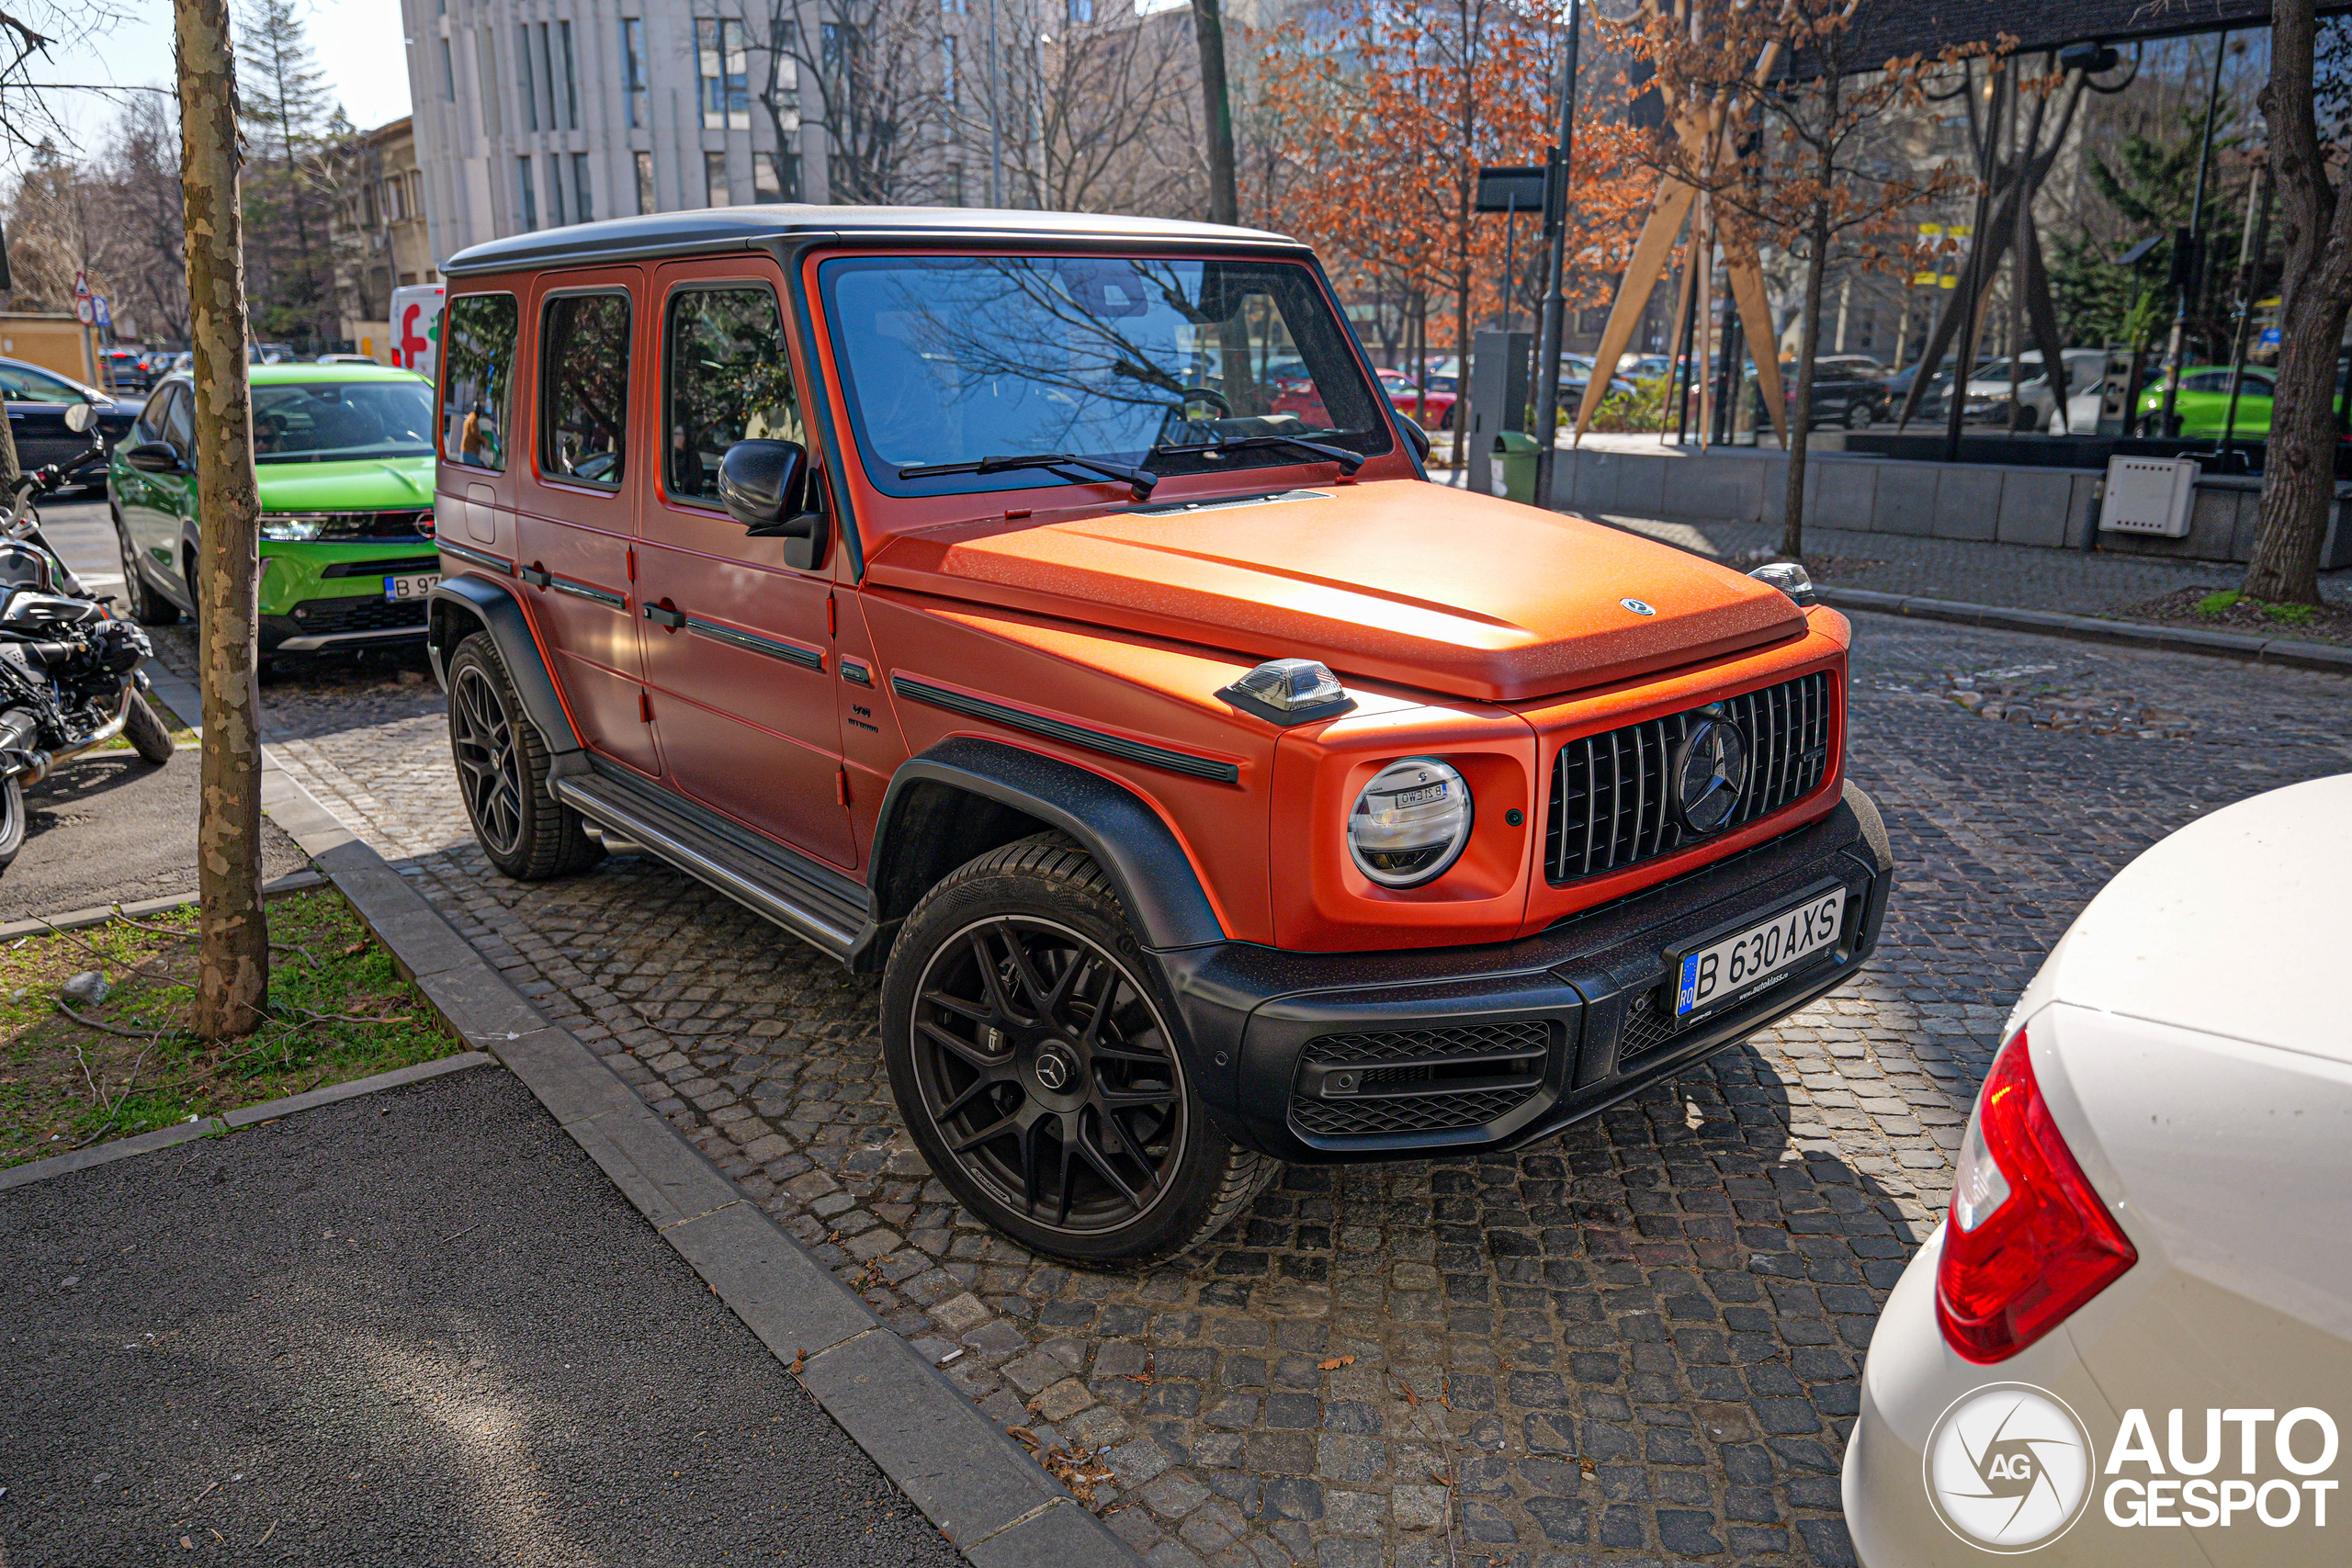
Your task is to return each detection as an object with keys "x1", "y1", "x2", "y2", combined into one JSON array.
[
  {"x1": 1845, "y1": 773, "x2": 2352, "y2": 1564},
  {"x1": 315, "y1": 352, "x2": 380, "y2": 365},
  {"x1": 108, "y1": 363, "x2": 437, "y2": 657},
  {"x1": 100, "y1": 347, "x2": 152, "y2": 392},
  {"x1": 2133, "y1": 365, "x2": 2276, "y2": 438},
  {"x1": 1784, "y1": 358, "x2": 1888, "y2": 430},
  {"x1": 1378, "y1": 367, "x2": 1459, "y2": 428},
  {"x1": 1959, "y1": 348, "x2": 2109, "y2": 431},
  {"x1": 247, "y1": 342, "x2": 297, "y2": 365},
  {"x1": 0, "y1": 357, "x2": 137, "y2": 488},
  {"x1": 420, "y1": 206, "x2": 1893, "y2": 1263}
]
